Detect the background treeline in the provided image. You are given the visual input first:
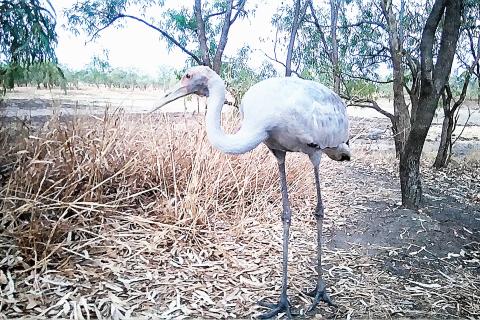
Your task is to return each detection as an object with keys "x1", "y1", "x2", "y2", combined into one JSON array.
[
  {"x1": 2, "y1": 57, "x2": 478, "y2": 102},
  {"x1": 0, "y1": 60, "x2": 177, "y2": 91}
]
